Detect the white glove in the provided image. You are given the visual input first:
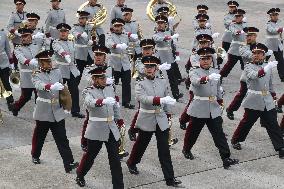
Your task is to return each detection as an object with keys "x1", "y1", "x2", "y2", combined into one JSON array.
[
  {"x1": 29, "y1": 58, "x2": 38, "y2": 67},
  {"x1": 50, "y1": 82, "x2": 64, "y2": 91},
  {"x1": 14, "y1": 30, "x2": 21, "y2": 37},
  {"x1": 106, "y1": 78, "x2": 115, "y2": 85},
  {"x1": 81, "y1": 32, "x2": 88, "y2": 40},
  {"x1": 130, "y1": 33, "x2": 138, "y2": 40},
  {"x1": 175, "y1": 56, "x2": 181, "y2": 62},
  {"x1": 159, "y1": 63, "x2": 171, "y2": 70},
  {"x1": 87, "y1": 40, "x2": 93, "y2": 46},
  {"x1": 212, "y1": 32, "x2": 220, "y2": 39},
  {"x1": 116, "y1": 43, "x2": 128, "y2": 50},
  {"x1": 208, "y1": 73, "x2": 221, "y2": 81},
  {"x1": 266, "y1": 49, "x2": 273, "y2": 56},
  {"x1": 171, "y1": 33, "x2": 179, "y2": 39},
  {"x1": 242, "y1": 17, "x2": 247, "y2": 22},
  {"x1": 264, "y1": 61, "x2": 278, "y2": 72},
  {"x1": 168, "y1": 16, "x2": 174, "y2": 23},
  {"x1": 102, "y1": 97, "x2": 116, "y2": 106},
  {"x1": 240, "y1": 30, "x2": 245, "y2": 34},
  {"x1": 32, "y1": 32, "x2": 45, "y2": 40},
  {"x1": 65, "y1": 55, "x2": 72, "y2": 63},
  {"x1": 160, "y1": 96, "x2": 176, "y2": 105},
  {"x1": 205, "y1": 23, "x2": 211, "y2": 28}
]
